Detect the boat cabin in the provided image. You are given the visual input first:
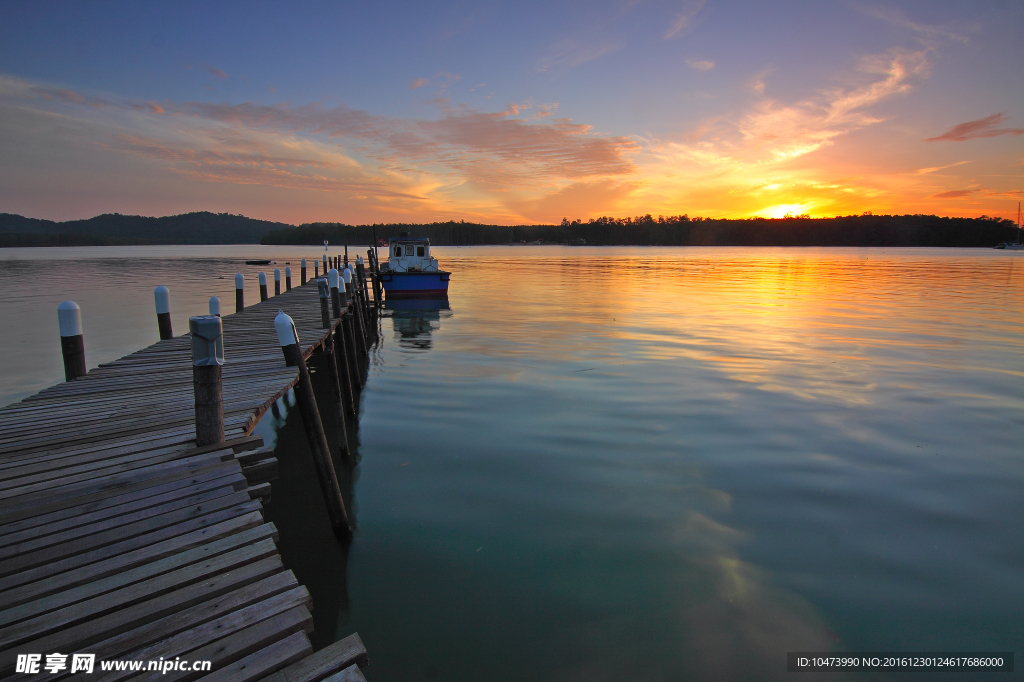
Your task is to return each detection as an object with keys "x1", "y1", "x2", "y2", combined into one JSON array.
[{"x1": 385, "y1": 237, "x2": 440, "y2": 272}]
